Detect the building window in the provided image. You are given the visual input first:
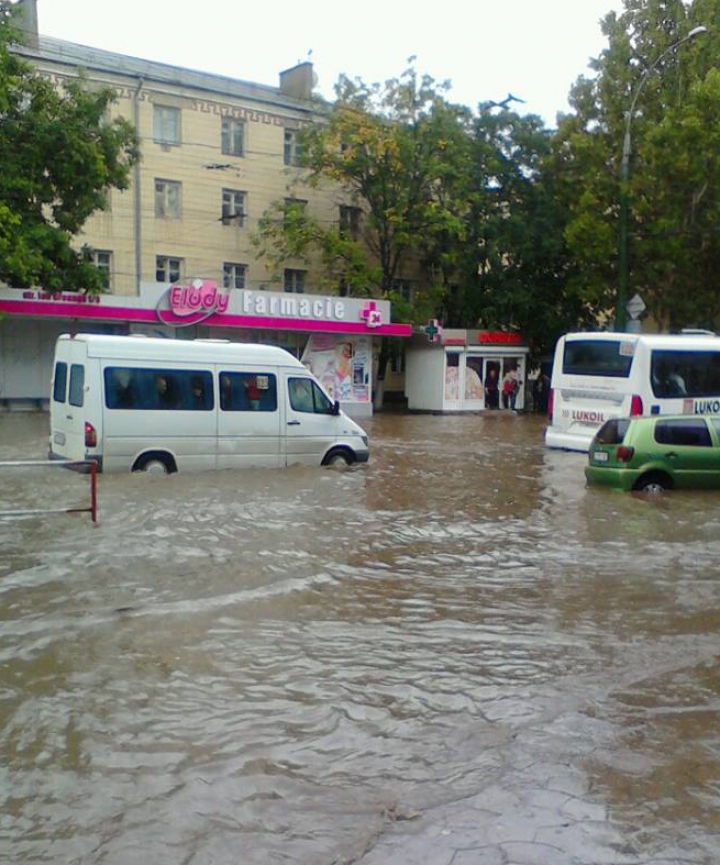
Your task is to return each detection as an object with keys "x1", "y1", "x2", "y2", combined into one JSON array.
[
  {"x1": 155, "y1": 180, "x2": 182, "y2": 219},
  {"x1": 339, "y1": 205, "x2": 361, "y2": 240},
  {"x1": 284, "y1": 197, "x2": 307, "y2": 227},
  {"x1": 283, "y1": 129, "x2": 303, "y2": 166},
  {"x1": 223, "y1": 262, "x2": 247, "y2": 289},
  {"x1": 153, "y1": 105, "x2": 181, "y2": 146},
  {"x1": 156, "y1": 255, "x2": 183, "y2": 283},
  {"x1": 221, "y1": 189, "x2": 246, "y2": 226},
  {"x1": 284, "y1": 269, "x2": 305, "y2": 294},
  {"x1": 221, "y1": 117, "x2": 245, "y2": 156},
  {"x1": 91, "y1": 249, "x2": 113, "y2": 289}
]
